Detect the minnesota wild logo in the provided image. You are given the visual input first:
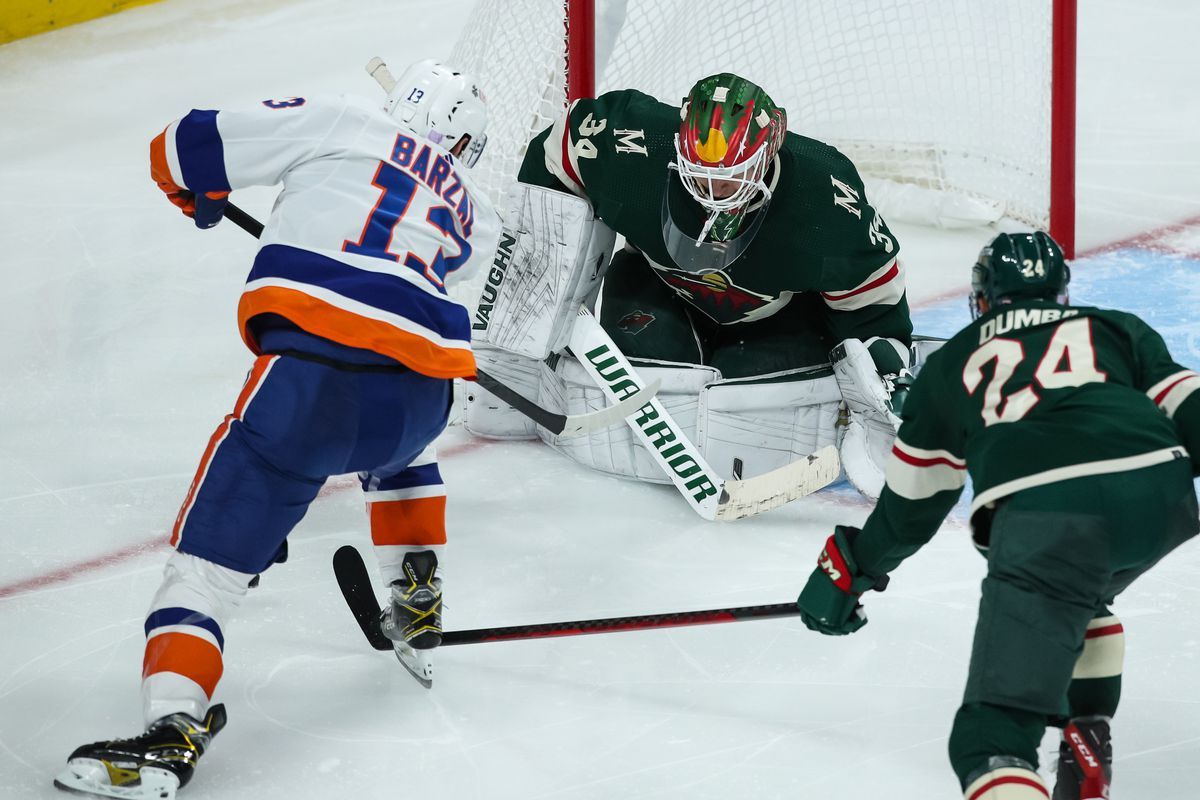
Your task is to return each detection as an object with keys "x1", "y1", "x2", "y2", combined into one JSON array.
[
  {"x1": 617, "y1": 310, "x2": 656, "y2": 335},
  {"x1": 655, "y1": 268, "x2": 775, "y2": 323}
]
